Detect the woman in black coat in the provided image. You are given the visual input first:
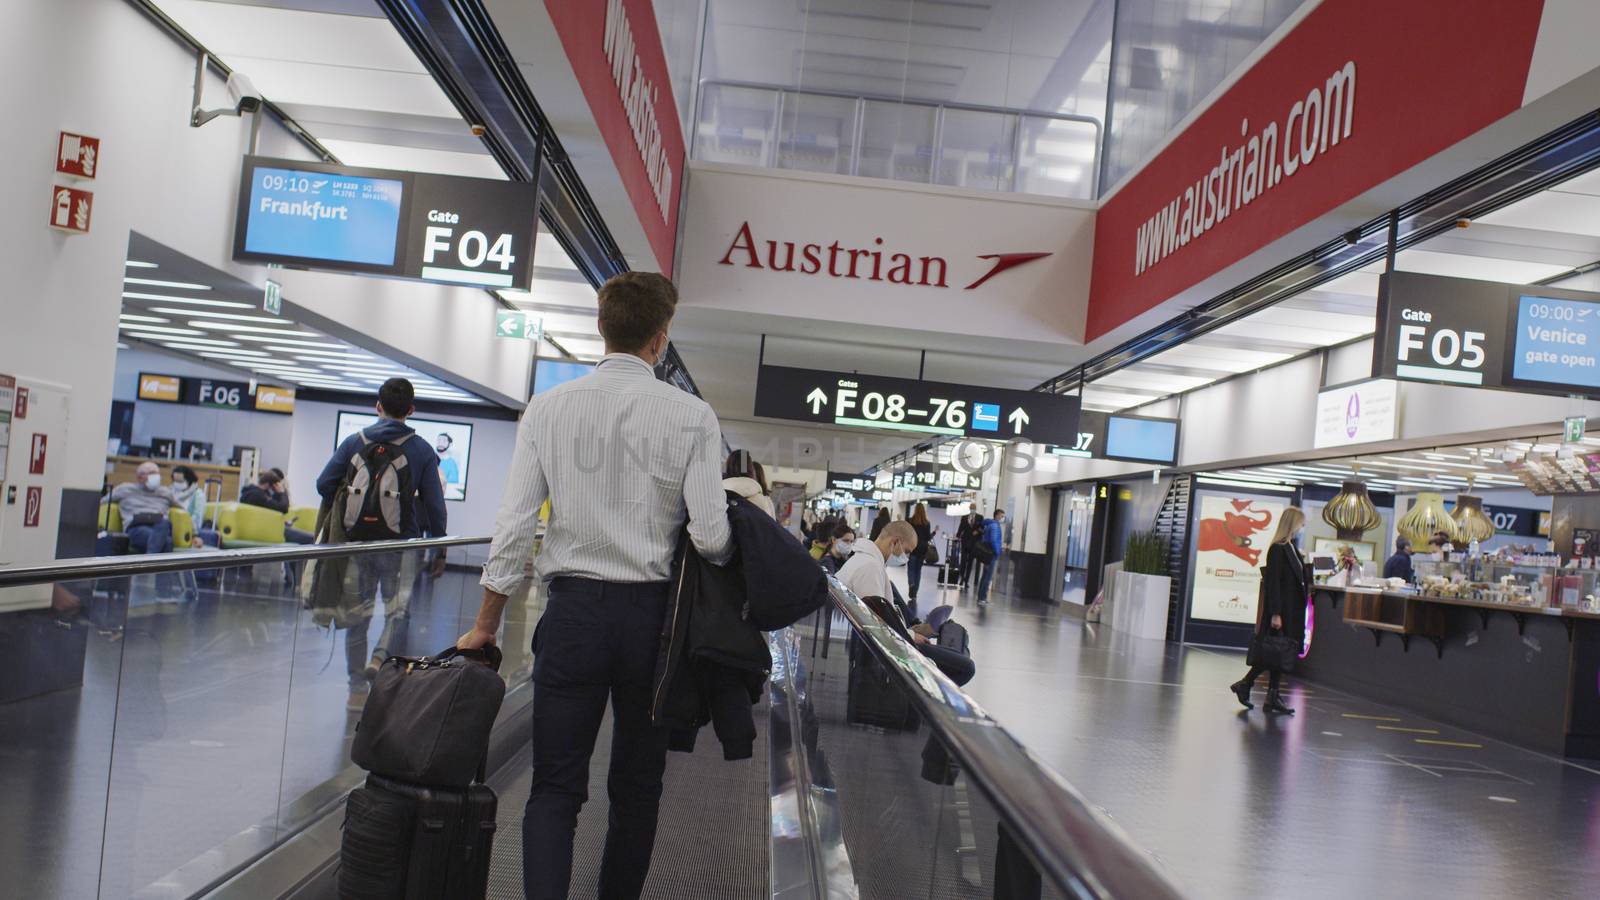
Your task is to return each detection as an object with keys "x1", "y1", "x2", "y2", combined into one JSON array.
[{"x1": 1230, "y1": 507, "x2": 1309, "y2": 715}]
